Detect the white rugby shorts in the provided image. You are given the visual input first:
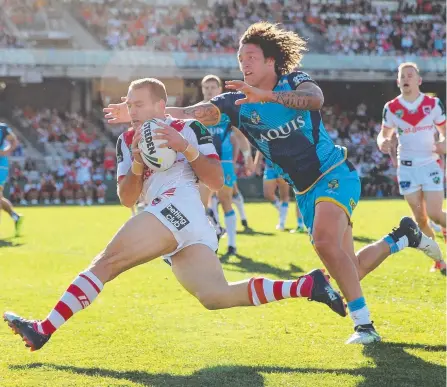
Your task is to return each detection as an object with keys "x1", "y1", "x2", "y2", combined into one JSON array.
[
  {"x1": 143, "y1": 186, "x2": 218, "y2": 264},
  {"x1": 397, "y1": 160, "x2": 445, "y2": 195}
]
